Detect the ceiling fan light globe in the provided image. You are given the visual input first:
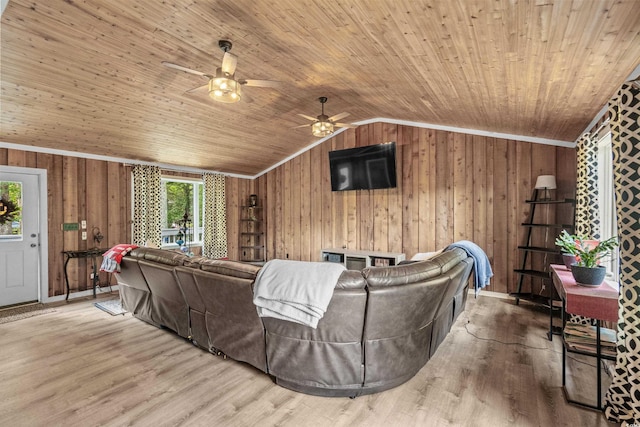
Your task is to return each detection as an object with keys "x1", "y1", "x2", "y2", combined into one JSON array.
[
  {"x1": 312, "y1": 121, "x2": 334, "y2": 137},
  {"x1": 208, "y1": 77, "x2": 241, "y2": 103}
]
